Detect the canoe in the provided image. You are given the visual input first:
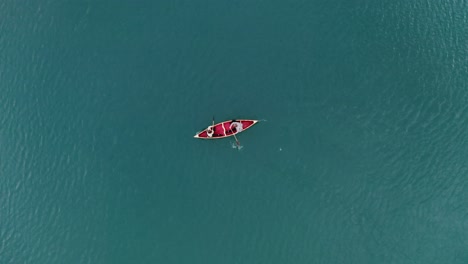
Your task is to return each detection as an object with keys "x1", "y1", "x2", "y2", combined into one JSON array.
[{"x1": 194, "y1": 119, "x2": 258, "y2": 139}]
